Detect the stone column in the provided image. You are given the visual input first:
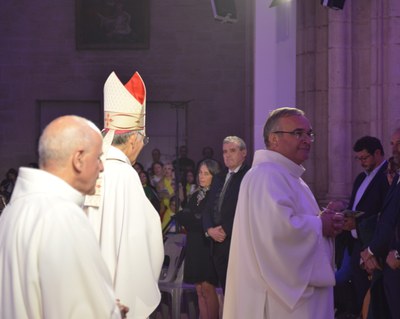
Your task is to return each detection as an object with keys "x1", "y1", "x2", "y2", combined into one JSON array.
[{"x1": 326, "y1": 6, "x2": 353, "y2": 200}]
